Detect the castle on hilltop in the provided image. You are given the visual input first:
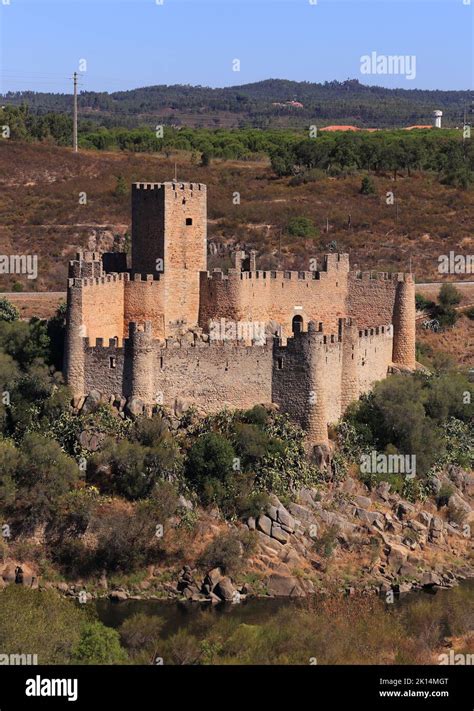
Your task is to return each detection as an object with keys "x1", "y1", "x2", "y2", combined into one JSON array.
[{"x1": 65, "y1": 181, "x2": 416, "y2": 446}]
